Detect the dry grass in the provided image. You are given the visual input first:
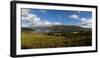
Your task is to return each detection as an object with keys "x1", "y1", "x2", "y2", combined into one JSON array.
[{"x1": 21, "y1": 32, "x2": 92, "y2": 49}]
